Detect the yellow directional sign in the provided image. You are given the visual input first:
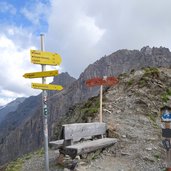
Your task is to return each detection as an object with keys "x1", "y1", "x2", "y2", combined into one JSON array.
[
  {"x1": 23, "y1": 70, "x2": 58, "y2": 79},
  {"x1": 30, "y1": 50, "x2": 62, "y2": 65},
  {"x1": 32, "y1": 83, "x2": 63, "y2": 91}
]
